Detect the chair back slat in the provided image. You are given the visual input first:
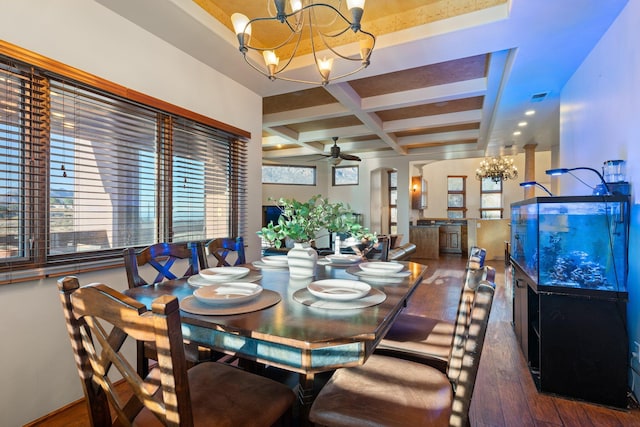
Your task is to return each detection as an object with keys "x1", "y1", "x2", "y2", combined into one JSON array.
[
  {"x1": 124, "y1": 242, "x2": 199, "y2": 289},
  {"x1": 57, "y1": 276, "x2": 194, "y2": 427},
  {"x1": 198, "y1": 237, "x2": 246, "y2": 268},
  {"x1": 467, "y1": 246, "x2": 486, "y2": 270},
  {"x1": 448, "y1": 265, "x2": 494, "y2": 380},
  {"x1": 448, "y1": 280, "x2": 495, "y2": 427}
]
